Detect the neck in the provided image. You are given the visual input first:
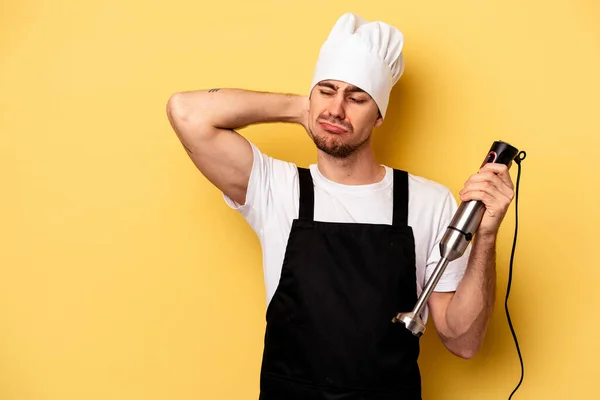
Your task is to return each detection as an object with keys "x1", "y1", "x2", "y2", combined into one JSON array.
[{"x1": 316, "y1": 144, "x2": 384, "y2": 185}]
